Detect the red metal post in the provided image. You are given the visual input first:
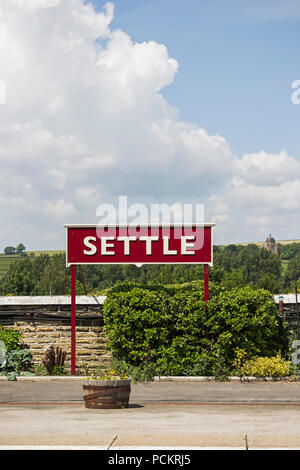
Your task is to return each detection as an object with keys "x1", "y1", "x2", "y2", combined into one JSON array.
[
  {"x1": 71, "y1": 264, "x2": 76, "y2": 375},
  {"x1": 279, "y1": 299, "x2": 283, "y2": 317},
  {"x1": 204, "y1": 264, "x2": 209, "y2": 342},
  {"x1": 204, "y1": 264, "x2": 209, "y2": 303}
]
